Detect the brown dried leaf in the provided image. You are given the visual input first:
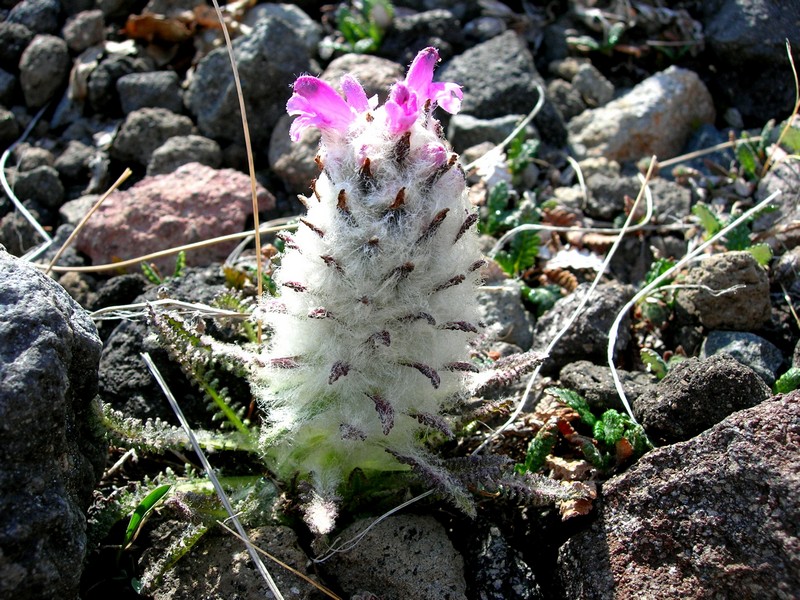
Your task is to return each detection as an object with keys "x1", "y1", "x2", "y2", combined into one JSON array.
[{"x1": 123, "y1": 13, "x2": 193, "y2": 43}]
